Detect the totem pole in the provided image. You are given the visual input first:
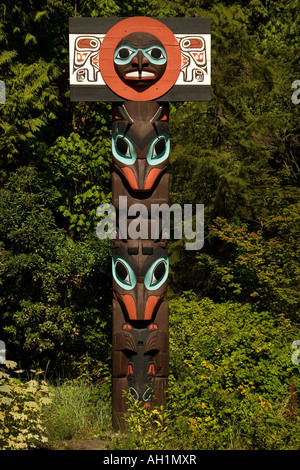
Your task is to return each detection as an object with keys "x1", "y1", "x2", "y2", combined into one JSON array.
[{"x1": 69, "y1": 16, "x2": 211, "y2": 429}]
